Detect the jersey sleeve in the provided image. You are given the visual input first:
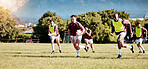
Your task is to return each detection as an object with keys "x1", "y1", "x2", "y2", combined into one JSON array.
[
  {"x1": 122, "y1": 19, "x2": 130, "y2": 25},
  {"x1": 89, "y1": 29, "x2": 91, "y2": 34},
  {"x1": 78, "y1": 23, "x2": 85, "y2": 31},
  {"x1": 111, "y1": 21, "x2": 115, "y2": 33},
  {"x1": 68, "y1": 23, "x2": 70, "y2": 30},
  {"x1": 142, "y1": 27, "x2": 147, "y2": 31},
  {"x1": 54, "y1": 25, "x2": 58, "y2": 32}
]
